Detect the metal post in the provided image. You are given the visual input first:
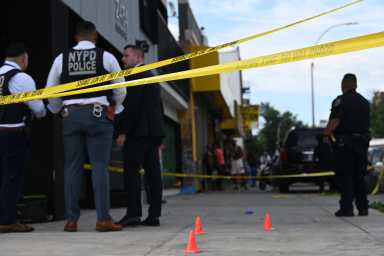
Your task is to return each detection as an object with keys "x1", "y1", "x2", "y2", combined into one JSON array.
[{"x1": 310, "y1": 22, "x2": 358, "y2": 127}]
